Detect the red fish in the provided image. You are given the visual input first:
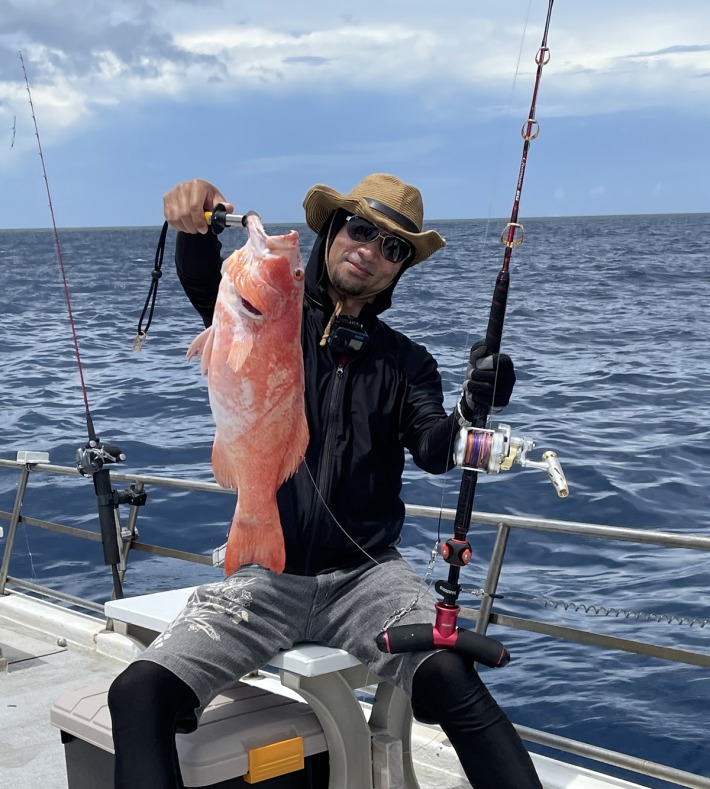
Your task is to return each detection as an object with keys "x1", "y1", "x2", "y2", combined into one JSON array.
[{"x1": 187, "y1": 215, "x2": 309, "y2": 574}]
